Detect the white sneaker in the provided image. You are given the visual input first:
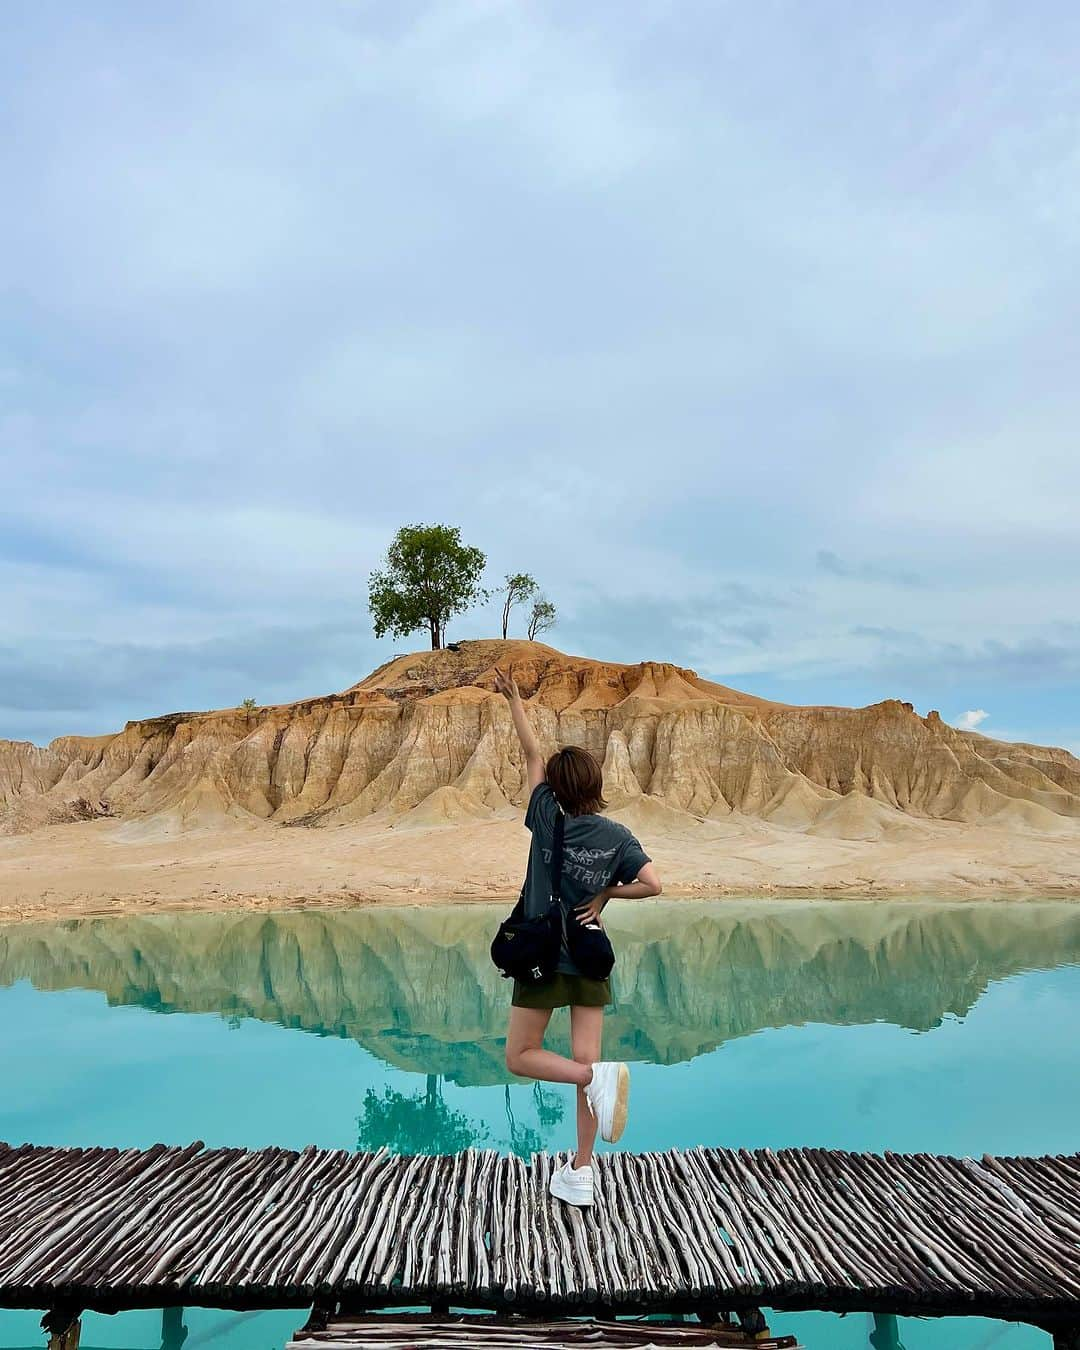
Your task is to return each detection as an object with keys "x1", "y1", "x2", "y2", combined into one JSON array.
[
  {"x1": 549, "y1": 1158, "x2": 594, "y2": 1207},
  {"x1": 585, "y1": 1061, "x2": 630, "y2": 1142}
]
